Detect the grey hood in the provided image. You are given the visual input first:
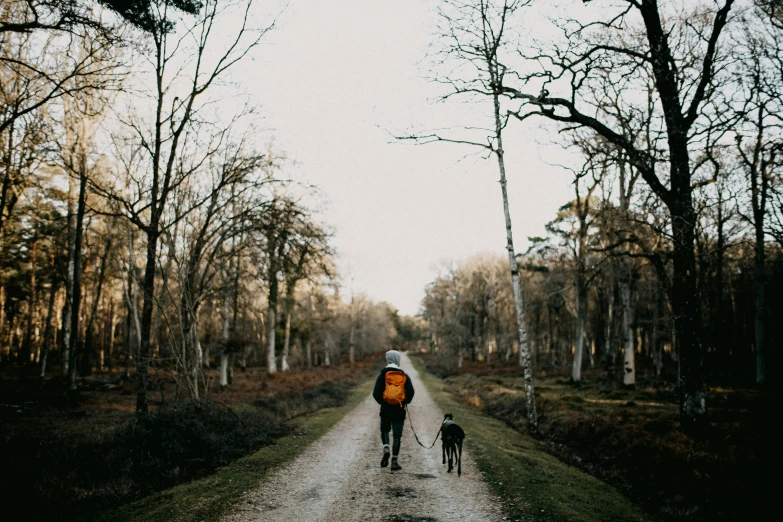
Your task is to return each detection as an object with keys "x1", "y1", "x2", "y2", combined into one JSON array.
[{"x1": 385, "y1": 350, "x2": 401, "y2": 367}]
